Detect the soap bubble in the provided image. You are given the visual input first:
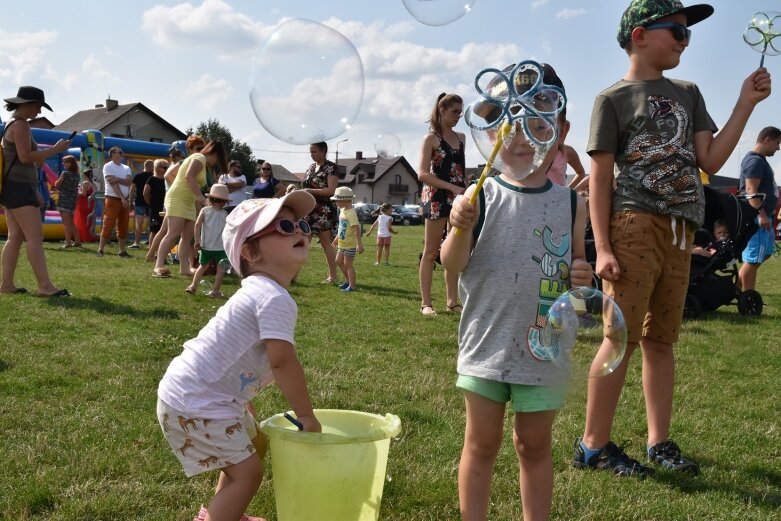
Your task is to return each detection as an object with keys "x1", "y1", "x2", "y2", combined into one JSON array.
[
  {"x1": 465, "y1": 61, "x2": 565, "y2": 181},
  {"x1": 540, "y1": 287, "x2": 627, "y2": 378},
  {"x1": 218, "y1": 258, "x2": 233, "y2": 275},
  {"x1": 743, "y1": 12, "x2": 781, "y2": 57},
  {"x1": 199, "y1": 279, "x2": 213, "y2": 295},
  {"x1": 249, "y1": 19, "x2": 365, "y2": 145},
  {"x1": 374, "y1": 133, "x2": 402, "y2": 159},
  {"x1": 402, "y1": 0, "x2": 477, "y2": 26}
]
